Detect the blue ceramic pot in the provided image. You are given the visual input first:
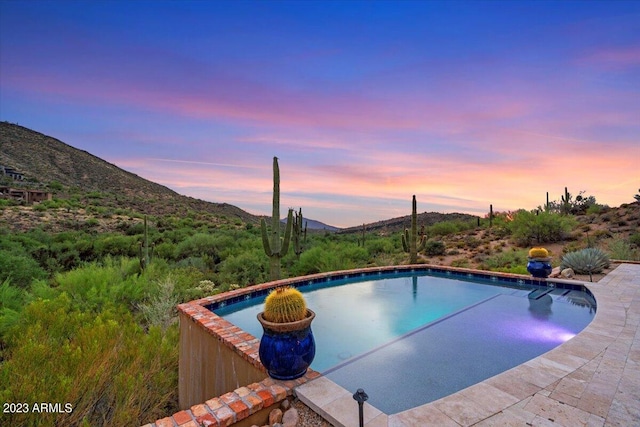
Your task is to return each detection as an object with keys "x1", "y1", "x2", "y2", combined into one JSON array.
[
  {"x1": 257, "y1": 310, "x2": 315, "y2": 380},
  {"x1": 527, "y1": 258, "x2": 552, "y2": 278}
]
